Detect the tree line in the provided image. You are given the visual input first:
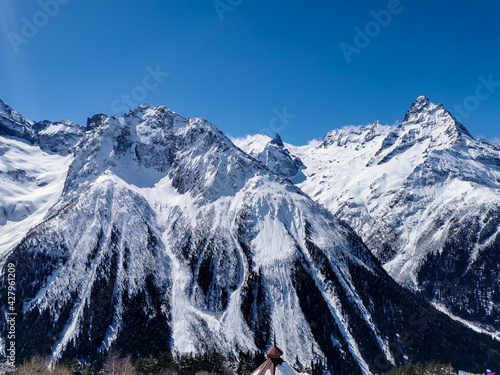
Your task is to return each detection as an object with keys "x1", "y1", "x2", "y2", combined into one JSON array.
[{"x1": 5, "y1": 352, "x2": 459, "y2": 375}]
